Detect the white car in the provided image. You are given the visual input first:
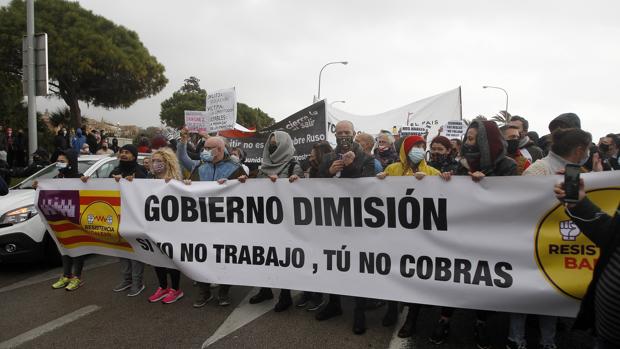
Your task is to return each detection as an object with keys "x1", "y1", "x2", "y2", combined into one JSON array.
[{"x1": 0, "y1": 155, "x2": 120, "y2": 264}]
